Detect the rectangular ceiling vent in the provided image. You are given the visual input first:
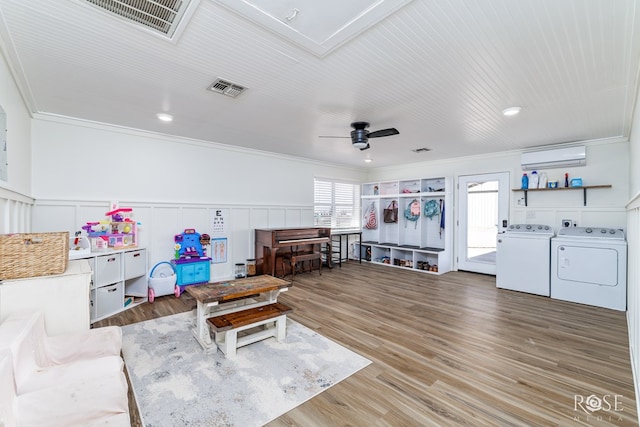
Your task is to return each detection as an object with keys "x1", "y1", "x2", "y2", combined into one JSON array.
[
  {"x1": 84, "y1": 0, "x2": 197, "y2": 40},
  {"x1": 207, "y1": 78, "x2": 247, "y2": 98}
]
